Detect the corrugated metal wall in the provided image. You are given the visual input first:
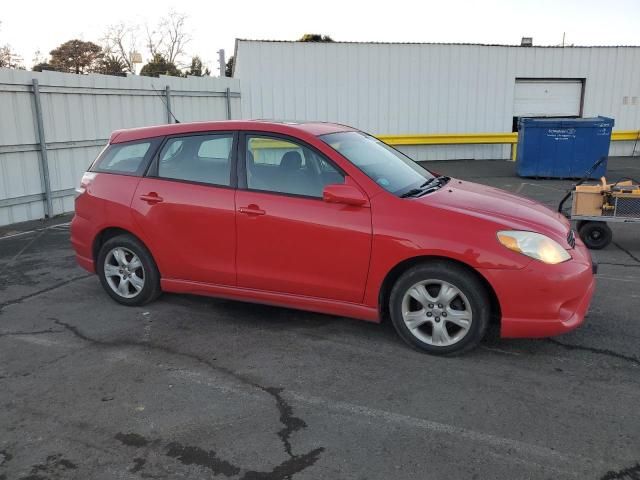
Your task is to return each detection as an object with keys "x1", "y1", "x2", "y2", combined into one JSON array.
[
  {"x1": 234, "y1": 41, "x2": 640, "y2": 160},
  {"x1": 0, "y1": 69, "x2": 241, "y2": 226}
]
